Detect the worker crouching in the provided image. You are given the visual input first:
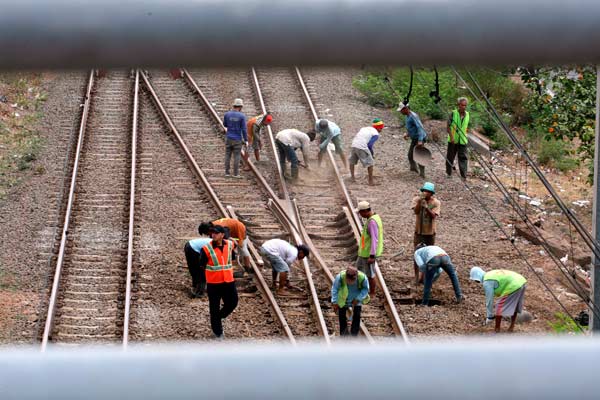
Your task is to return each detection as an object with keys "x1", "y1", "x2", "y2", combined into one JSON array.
[
  {"x1": 470, "y1": 267, "x2": 527, "y2": 333},
  {"x1": 331, "y1": 266, "x2": 370, "y2": 337}
]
